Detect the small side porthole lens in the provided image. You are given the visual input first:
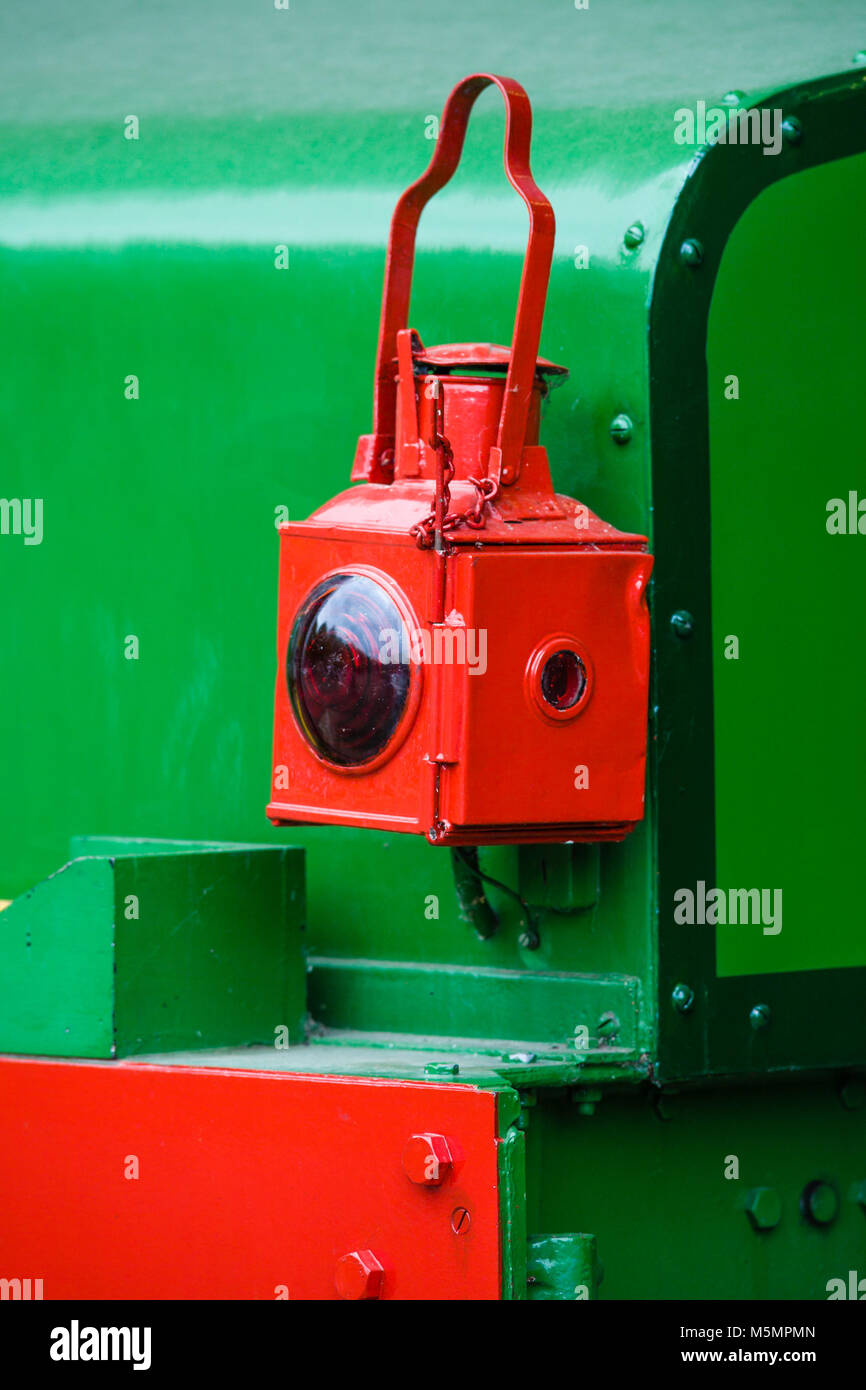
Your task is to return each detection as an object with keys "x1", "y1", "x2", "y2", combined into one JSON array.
[{"x1": 540, "y1": 649, "x2": 587, "y2": 711}]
